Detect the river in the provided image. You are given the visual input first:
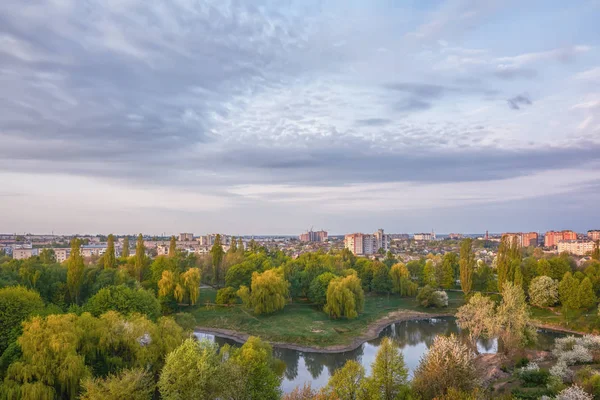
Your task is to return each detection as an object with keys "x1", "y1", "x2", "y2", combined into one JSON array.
[{"x1": 195, "y1": 317, "x2": 563, "y2": 393}]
